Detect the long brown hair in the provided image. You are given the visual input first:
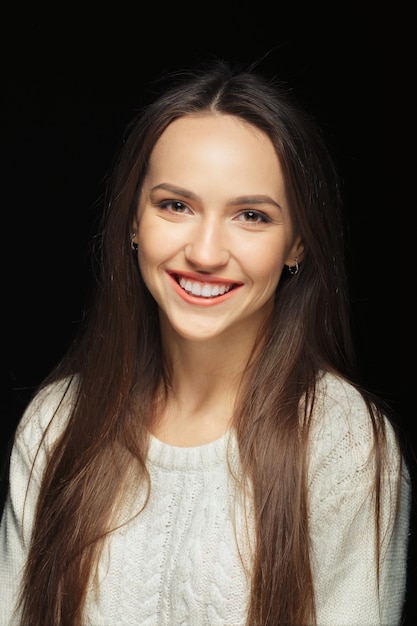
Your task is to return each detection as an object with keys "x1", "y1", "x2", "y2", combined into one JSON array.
[{"x1": 18, "y1": 59, "x2": 398, "y2": 625}]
